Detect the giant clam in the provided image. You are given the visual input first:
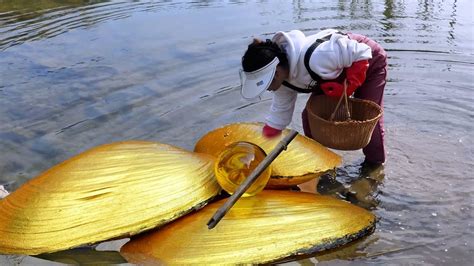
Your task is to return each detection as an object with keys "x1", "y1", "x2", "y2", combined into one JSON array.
[
  {"x1": 194, "y1": 122, "x2": 342, "y2": 188},
  {"x1": 0, "y1": 141, "x2": 220, "y2": 255},
  {"x1": 121, "y1": 190, "x2": 375, "y2": 264}
]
